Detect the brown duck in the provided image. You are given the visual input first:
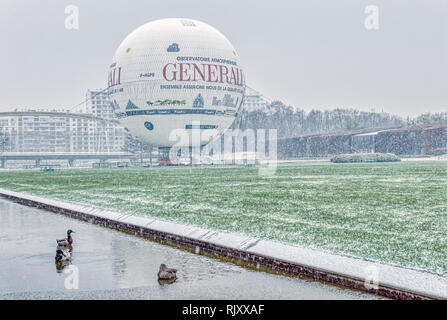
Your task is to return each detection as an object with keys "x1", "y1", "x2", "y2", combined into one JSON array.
[{"x1": 157, "y1": 264, "x2": 177, "y2": 280}]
